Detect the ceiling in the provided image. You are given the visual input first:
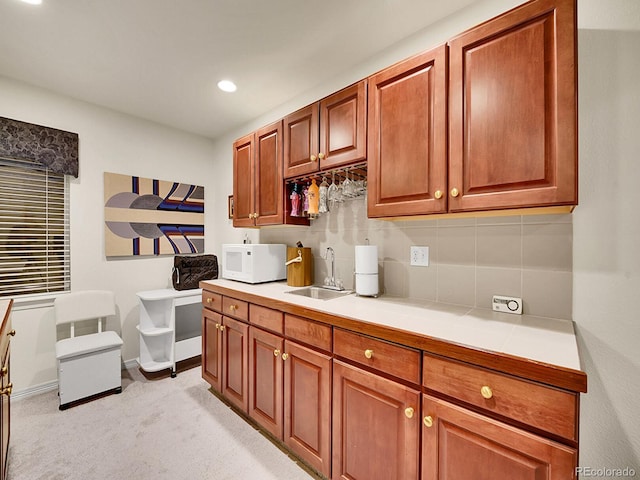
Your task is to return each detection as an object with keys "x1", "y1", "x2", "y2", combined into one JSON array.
[{"x1": 0, "y1": 0, "x2": 480, "y2": 140}]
